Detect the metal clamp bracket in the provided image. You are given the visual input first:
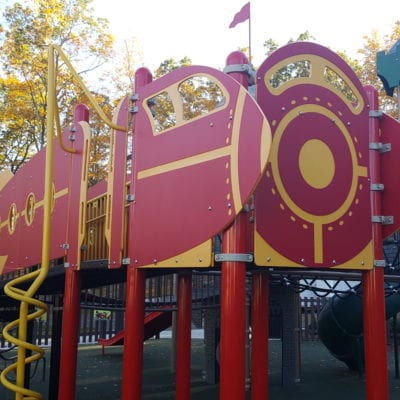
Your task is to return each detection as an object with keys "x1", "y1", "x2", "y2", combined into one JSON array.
[
  {"x1": 370, "y1": 183, "x2": 384, "y2": 191},
  {"x1": 126, "y1": 194, "x2": 135, "y2": 202},
  {"x1": 129, "y1": 106, "x2": 139, "y2": 114},
  {"x1": 130, "y1": 93, "x2": 139, "y2": 101},
  {"x1": 214, "y1": 253, "x2": 254, "y2": 263},
  {"x1": 223, "y1": 64, "x2": 255, "y2": 85},
  {"x1": 369, "y1": 110, "x2": 383, "y2": 118},
  {"x1": 371, "y1": 215, "x2": 394, "y2": 225},
  {"x1": 374, "y1": 259, "x2": 386, "y2": 267},
  {"x1": 369, "y1": 142, "x2": 391, "y2": 153}
]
